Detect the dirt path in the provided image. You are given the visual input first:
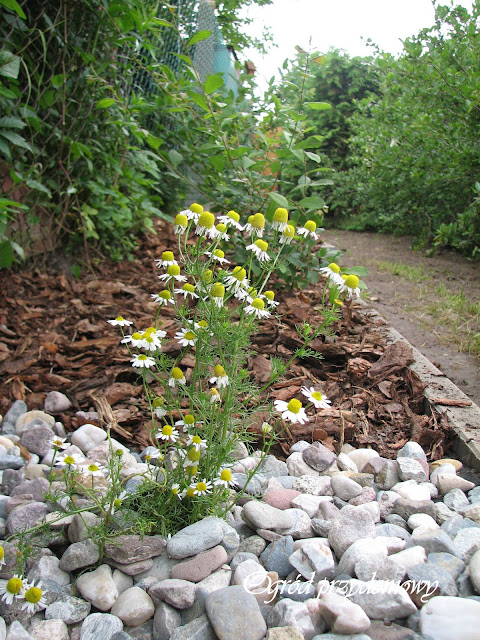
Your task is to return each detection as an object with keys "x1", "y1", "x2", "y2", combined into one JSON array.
[{"x1": 323, "y1": 229, "x2": 480, "y2": 407}]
